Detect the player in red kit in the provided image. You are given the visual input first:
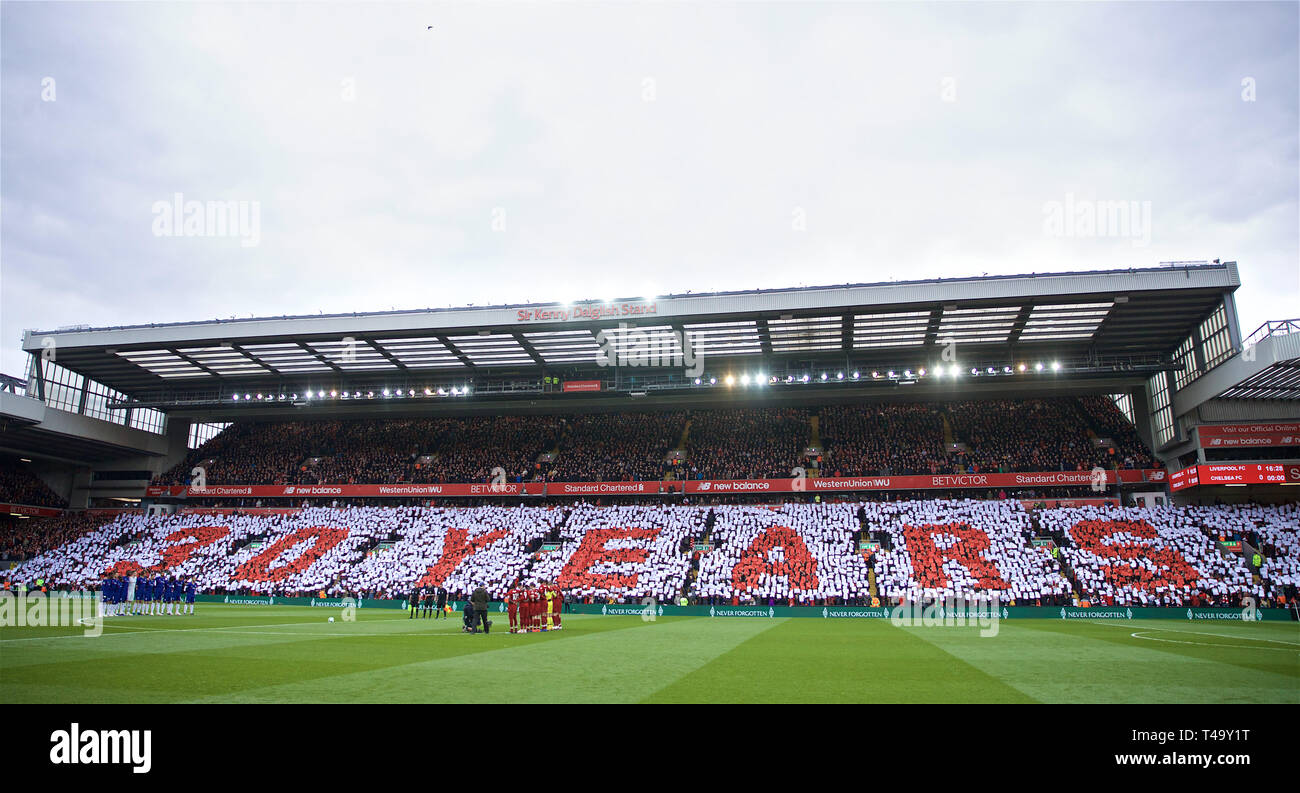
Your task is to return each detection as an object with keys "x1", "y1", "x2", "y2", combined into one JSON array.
[
  {"x1": 506, "y1": 586, "x2": 520, "y2": 633},
  {"x1": 529, "y1": 585, "x2": 543, "y2": 631},
  {"x1": 549, "y1": 581, "x2": 562, "y2": 629}
]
